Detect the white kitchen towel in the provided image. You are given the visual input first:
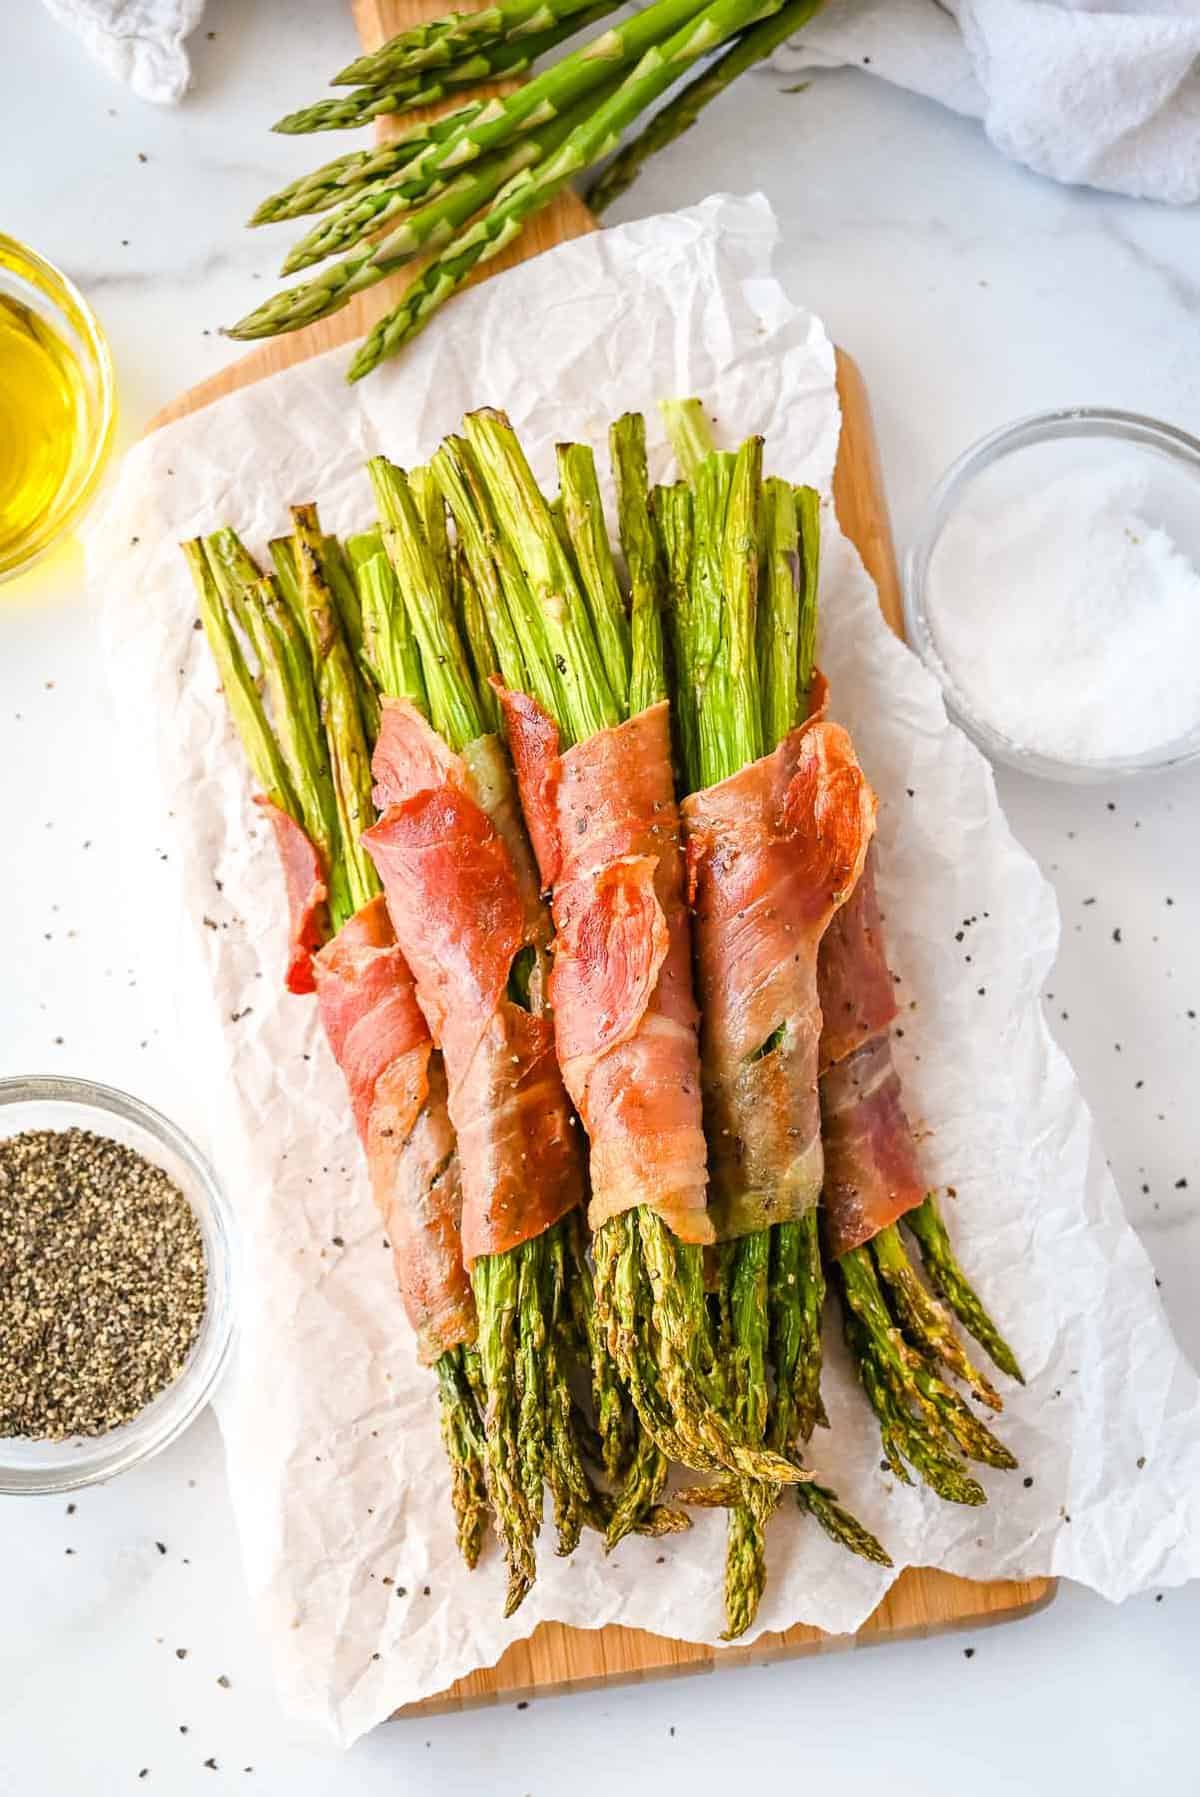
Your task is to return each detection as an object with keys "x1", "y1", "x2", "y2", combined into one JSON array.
[
  {"x1": 775, "y1": 0, "x2": 1200, "y2": 204},
  {"x1": 40, "y1": 0, "x2": 205, "y2": 103}
]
